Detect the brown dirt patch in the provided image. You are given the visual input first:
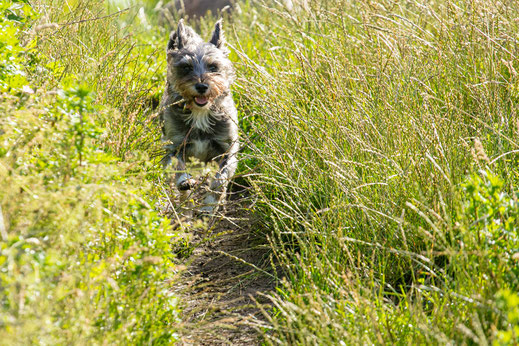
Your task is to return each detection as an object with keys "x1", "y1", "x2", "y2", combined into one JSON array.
[{"x1": 167, "y1": 185, "x2": 276, "y2": 345}]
